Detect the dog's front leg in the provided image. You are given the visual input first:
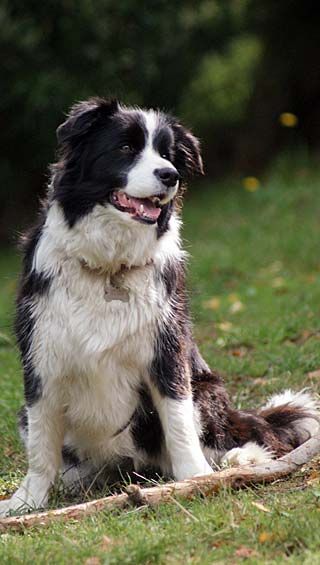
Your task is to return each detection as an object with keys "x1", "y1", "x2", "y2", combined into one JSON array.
[
  {"x1": 0, "y1": 398, "x2": 64, "y2": 517},
  {"x1": 150, "y1": 387, "x2": 213, "y2": 481}
]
